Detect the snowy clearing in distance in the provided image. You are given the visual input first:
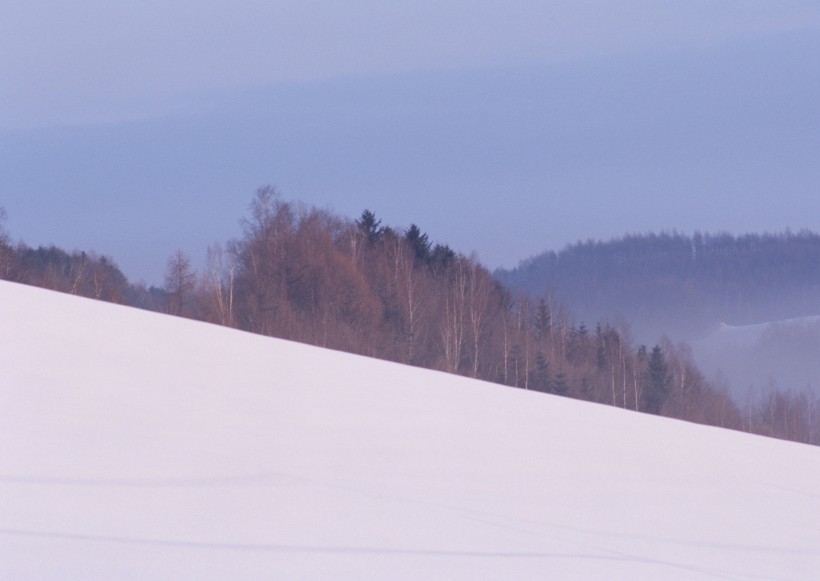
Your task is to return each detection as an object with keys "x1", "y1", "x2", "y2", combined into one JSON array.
[
  {"x1": 693, "y1": 315, "x2": 820, "y2": 400},
  {"x1": 2, "y1": 279, "x2": 820, "y2": 580}
]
